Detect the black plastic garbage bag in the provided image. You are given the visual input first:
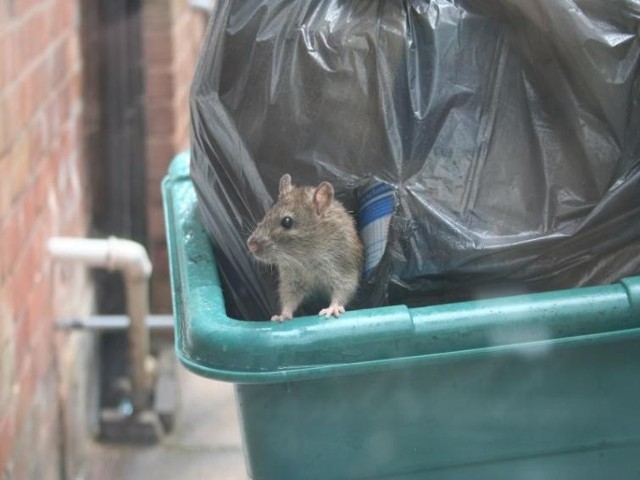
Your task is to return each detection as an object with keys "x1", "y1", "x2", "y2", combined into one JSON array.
[{"x1": 190, "y1": 0, "x2": 640, "y2": 321}]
